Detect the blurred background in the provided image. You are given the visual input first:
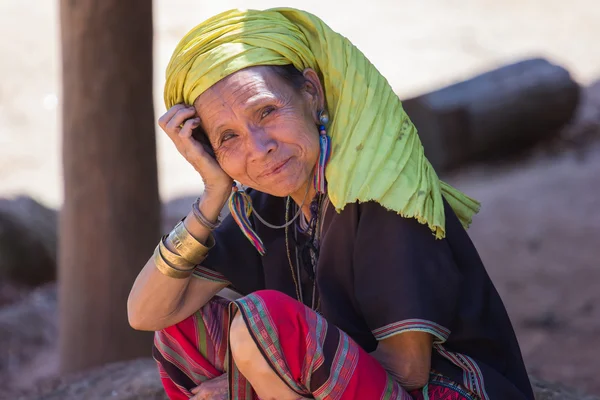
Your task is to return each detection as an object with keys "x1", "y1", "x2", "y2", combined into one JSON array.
[{"x1": 0, "y1": 0, "x2": 599, "y2": 399}]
